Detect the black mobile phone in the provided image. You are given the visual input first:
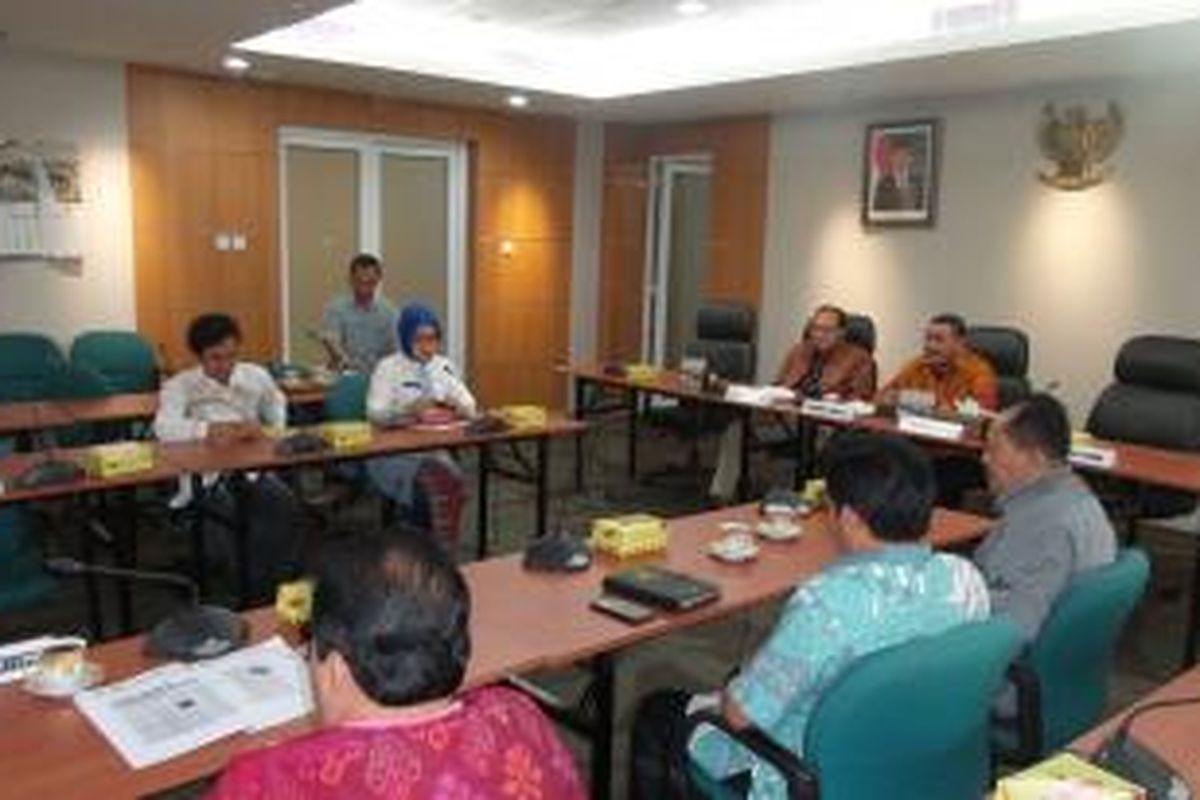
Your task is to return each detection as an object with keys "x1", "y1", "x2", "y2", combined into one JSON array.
[{"x1": 590, "y1": 593, "x2": 656, "y2": 625}]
